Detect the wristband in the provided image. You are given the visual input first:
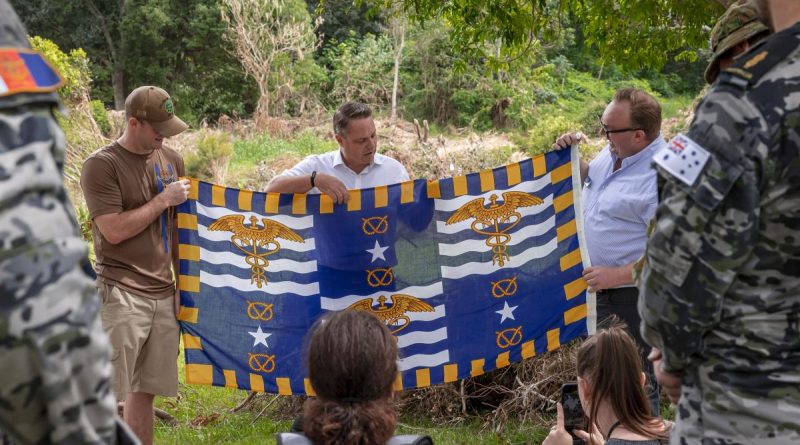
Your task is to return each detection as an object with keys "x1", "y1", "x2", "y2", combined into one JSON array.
[{"x1": 310, "y1": 171, "x2": 317, "y2": 188}]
